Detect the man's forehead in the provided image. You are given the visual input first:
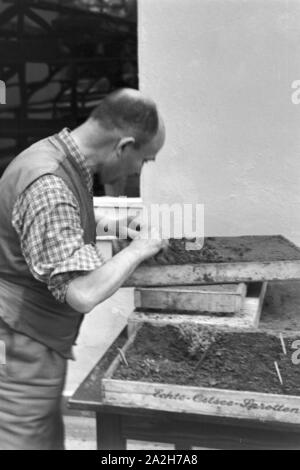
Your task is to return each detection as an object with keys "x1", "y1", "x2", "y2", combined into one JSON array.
[{"x1": 143, "y1": 133, "x2": 164, "y2": 157}]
